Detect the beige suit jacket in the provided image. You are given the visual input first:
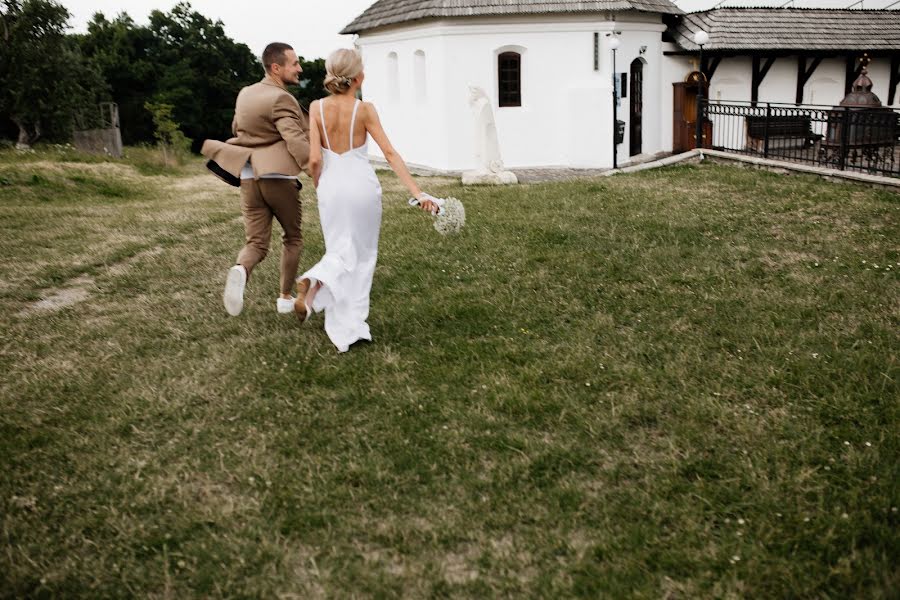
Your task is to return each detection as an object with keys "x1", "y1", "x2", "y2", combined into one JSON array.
[{"x1": 201, "y1": 76, "x2": 310, "y2": 181}]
